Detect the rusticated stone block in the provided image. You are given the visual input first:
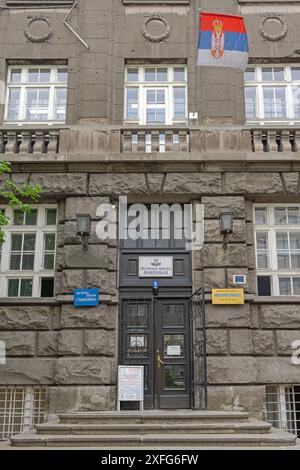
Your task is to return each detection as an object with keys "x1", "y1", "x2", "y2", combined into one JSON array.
[
  {"x1": 276, "y1": 331, "x2": 300, "y2": 355},
  {"x1": 203, "y1": 268, "x2": 226, "y2": 290},
  {"x1": 64, "y1": 221, "x2": 116, "y2": 247},
  {"x1": 89, "y1": 173, "x2": 147, "y2": 196},
  {"x1": 85, "y1": 270, "x2": 117, "y2": 295},
  {"x1": 202, "y1": 244, "x2": 247, "y2": 267},
  {"x1": 207, "y1": 385, "x2": 265, "y2": 416},
  {"x1": 163, "y1": 172, "x2": 221, "y2": 194},
  {"x1": 202, "y1": 196, "x2": 245, "y2": 218},
  {"x1": 204, "y1": 219, "x2": 246, "y2": 243},
  {"x1": 230, "y1": 330, "x2": 253, "y2": 355},
  {"x1": 30, "y1": 173, "x2": 87, "y2": 196},
  {"x1": 49, "y1": 386, "x2": 116, "y2": 414},
  {"x1": 61, "y1": 305, "x2": 117, "y2": 330},
  {"x1": 227, "y1": 268, "x2": 249, "y2": 290},
  {"x1": 62, "y1": 270, "x2": 83, "y2": 293},
  {"x1": 206, "y1": 304, "x2": 250, "y2": 328},
  {"x1": 0, "y1": 306, "x2": 51, "y2": 330},
  {"x1": 37, "y1": 332, "x2": 59, "y2": 356},
  {"x1": 55, "y1": 358, "x2": 115, "y2": 385},
  {"x1": 206, "y1": 330, "x2": 228, "y2": 355},
  {"x1": 253, "y1": 331, "x2": 274, "y2": 356},
  {"x1": 84, "y1": 330, "x2": 116, "y2": 356},
  {"x1": 52, "y1": 307, "x2": 61, "y2": 330},
  {"x1": 207, "y1": 357, "x2": 256, "y2": 384},
  {"x1": 66, "y1": 197, "x2": 110, "y2": 220},
  {"x1": 64, "y1": 245, "x2": 116, "y2": 270},
  {"x1": 282, "y1": 173, "x2": 299, "y2": 193},
  {"x1": 0, "y1": 332, "x2": 35, "y2": 356},
  {"x1": 0, "y1": 359, "x2": 55, "y2": 384},
  {"x1": 58, "y1": 330, "x2": 82, "y2": 355},
  {"x1": 256, "y1": 358, "x2": 300, "y2": 383},
  {"x1": 224, "y1": 173, "x2": 283, "y2": 194},
  {"x1": 261, "y1": 305, "x2": 300, "y2": 328}
]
